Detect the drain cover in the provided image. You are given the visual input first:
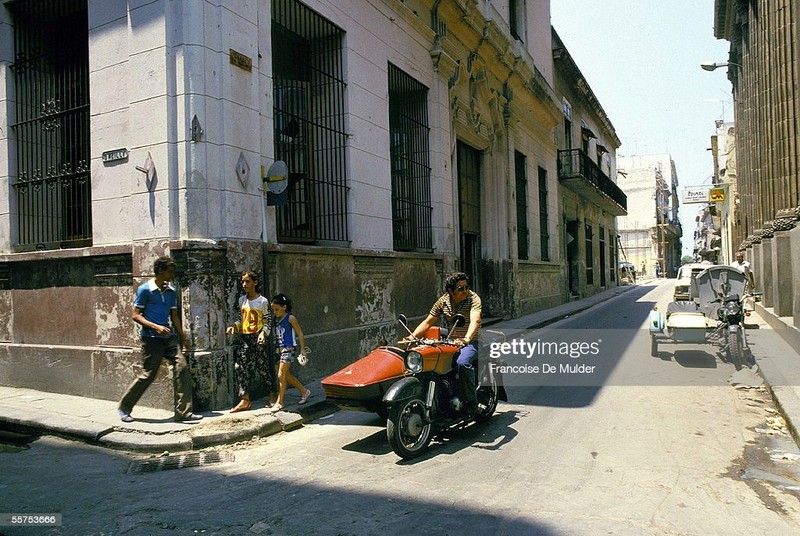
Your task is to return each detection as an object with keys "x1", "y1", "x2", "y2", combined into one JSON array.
[{"x1": 127, "y1": 450, "x2": 234, "y2": 474}]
